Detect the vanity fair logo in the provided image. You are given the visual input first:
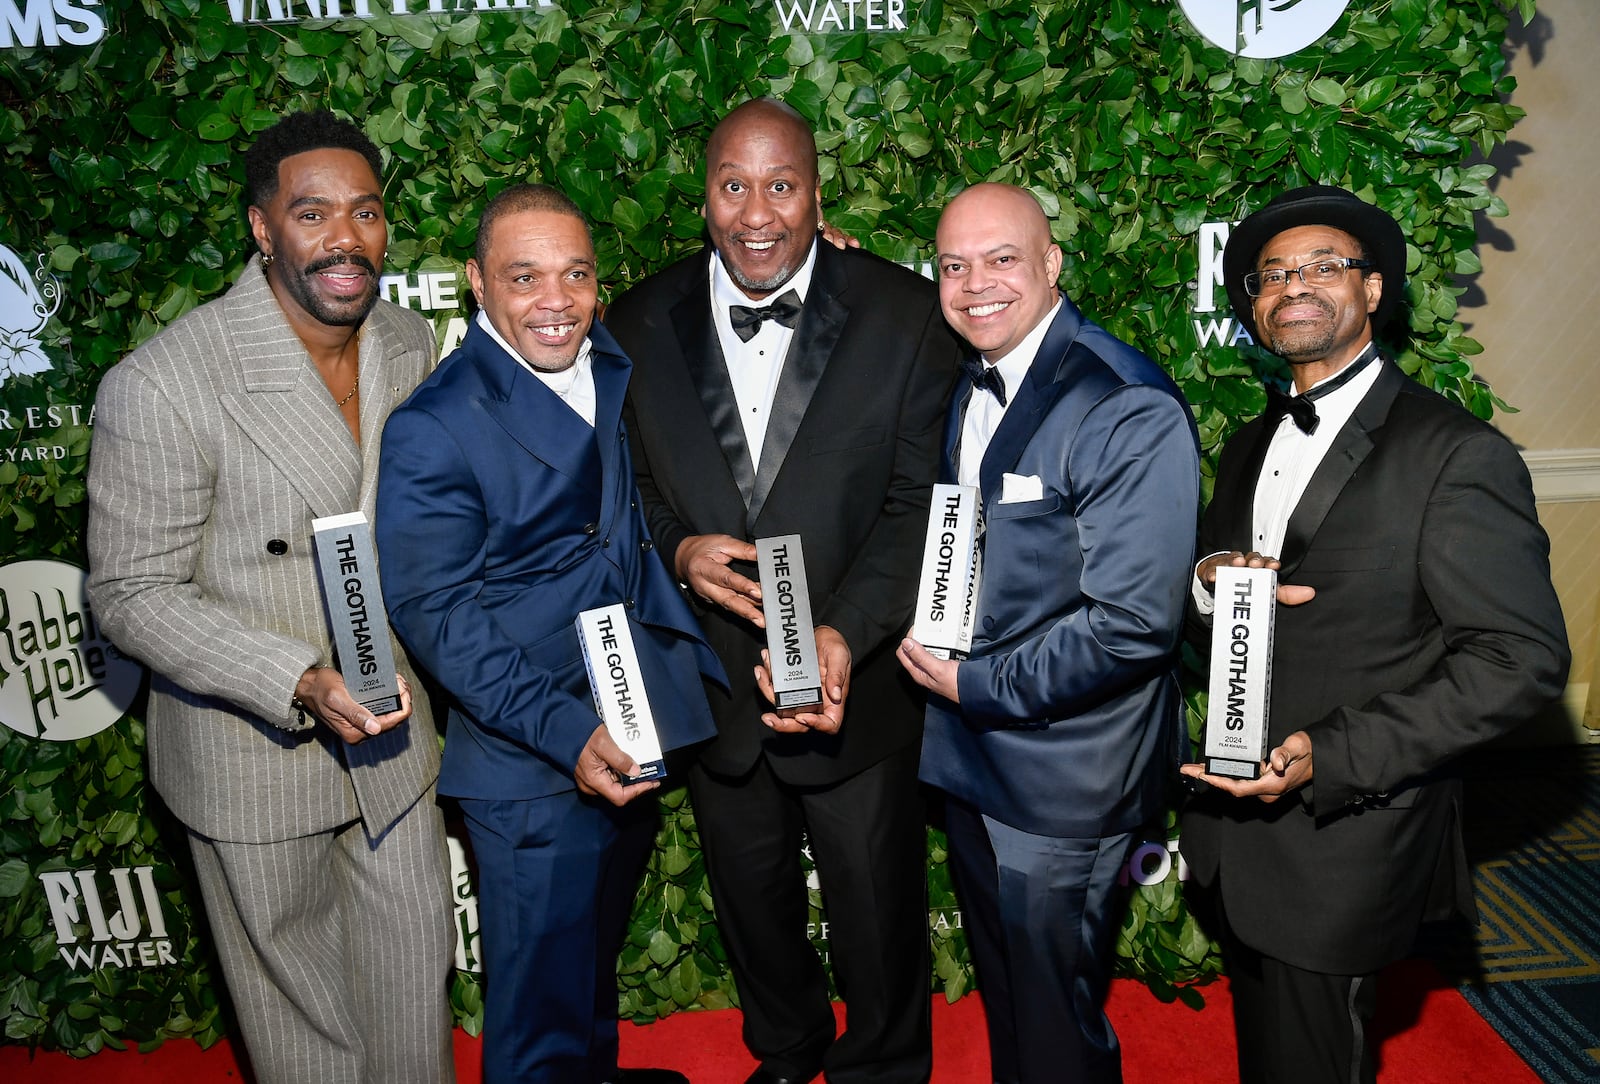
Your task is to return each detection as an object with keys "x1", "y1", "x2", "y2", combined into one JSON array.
[
  {"x1": 1177, "y1": 0, "x2": 1351, "y2": 58},
  {"x1": 0, "y1": 0, "x2": 106, "y2": 48},
  {"x1": 0, "y1": 243, "x2": 61, "y2": 383},
  {"x1": 0, "y1": 561, "x2": 143, "y2": 742},
  {"x1": 224, "y1": 0, "x2": 554, "y2": 24}
]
